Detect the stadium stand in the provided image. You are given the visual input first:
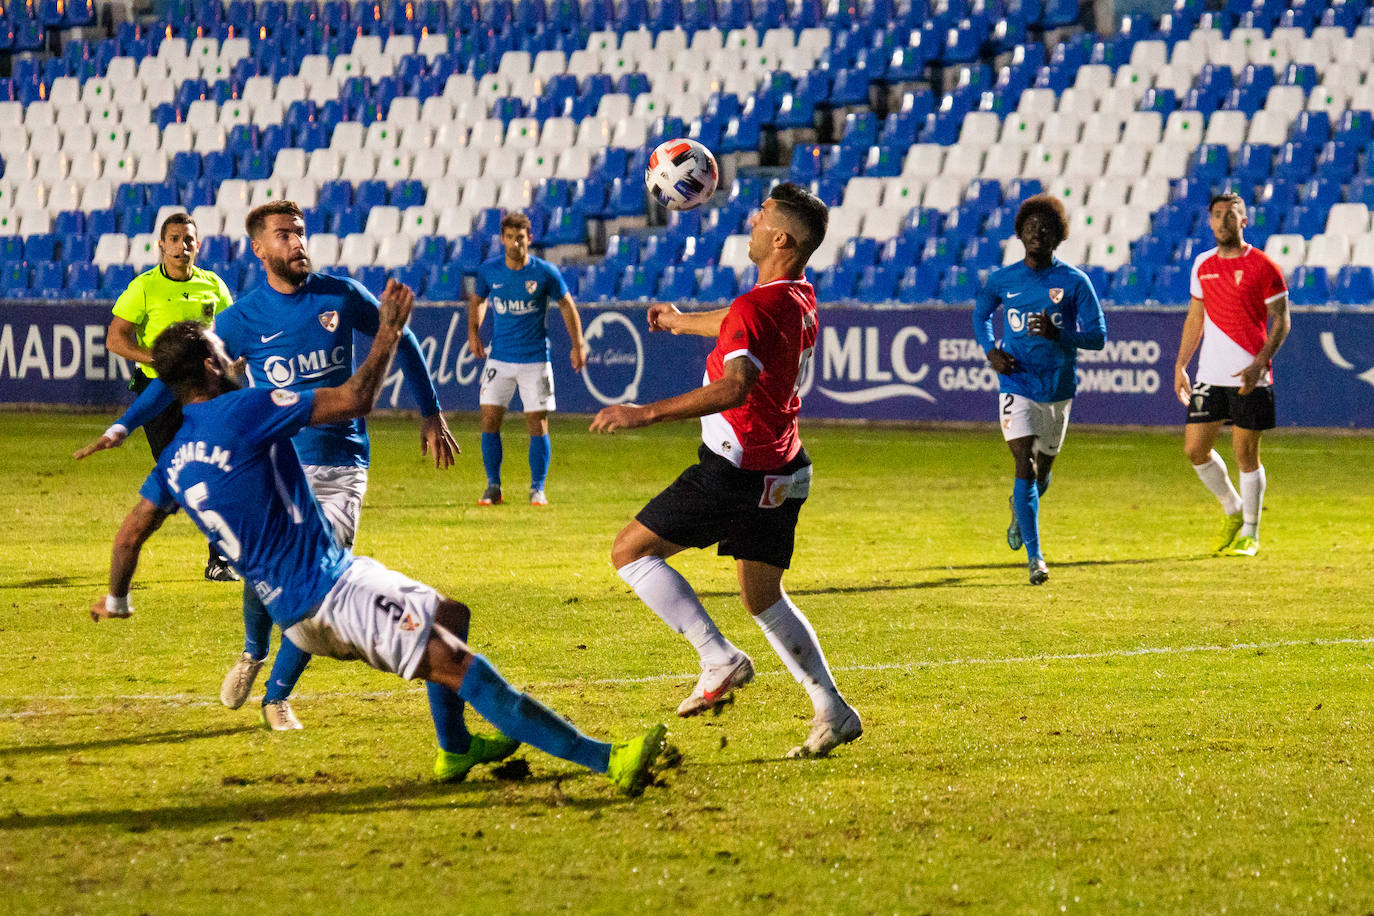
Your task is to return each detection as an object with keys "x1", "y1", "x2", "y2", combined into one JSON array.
[{"x1": 1, "y1": 0, "x2": 1374, "y2": 305}]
